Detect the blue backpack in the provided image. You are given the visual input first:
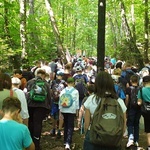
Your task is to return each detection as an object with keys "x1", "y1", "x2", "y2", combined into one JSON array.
[{"x1": 60, "y1": 88, "x2": 75, "y2": 108}]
